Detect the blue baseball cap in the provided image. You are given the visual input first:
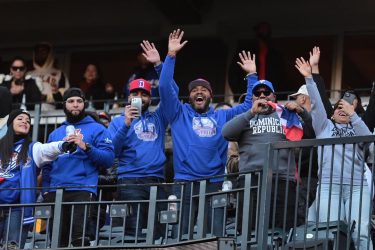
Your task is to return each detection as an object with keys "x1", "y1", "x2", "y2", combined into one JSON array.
[{"x1": 252, "y1": 80, "x2": 275, "y2": 94}]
